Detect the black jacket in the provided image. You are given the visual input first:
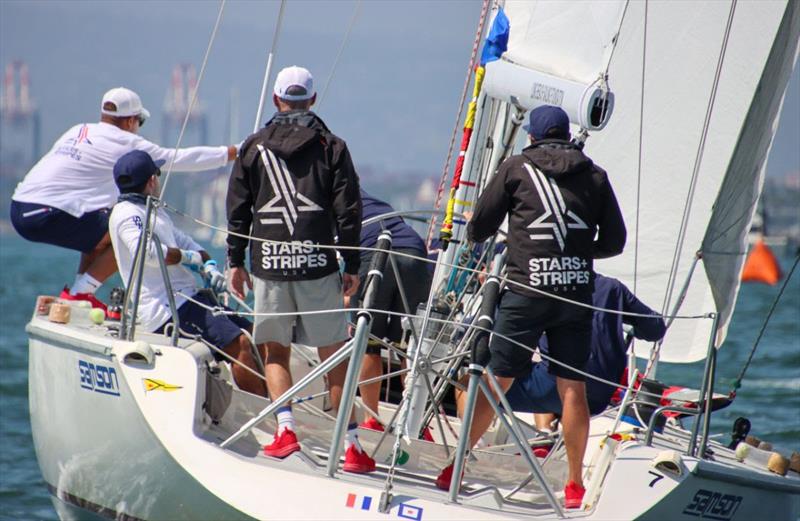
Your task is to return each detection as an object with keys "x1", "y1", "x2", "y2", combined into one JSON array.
[
  {"x1": 468, "y1": 140, "x2": 626, "y2": 302},
  {"x1": 226, "y1": 111, "x2": 362, "y2": 280}
]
